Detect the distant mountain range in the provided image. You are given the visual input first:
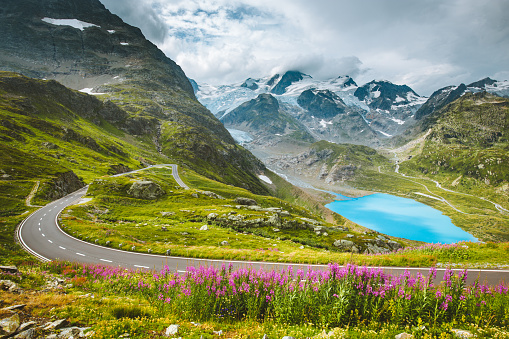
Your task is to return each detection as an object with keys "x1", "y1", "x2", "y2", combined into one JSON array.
[{"x1": 194, "y1": 71, "x2": 509, "y2": 147}]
